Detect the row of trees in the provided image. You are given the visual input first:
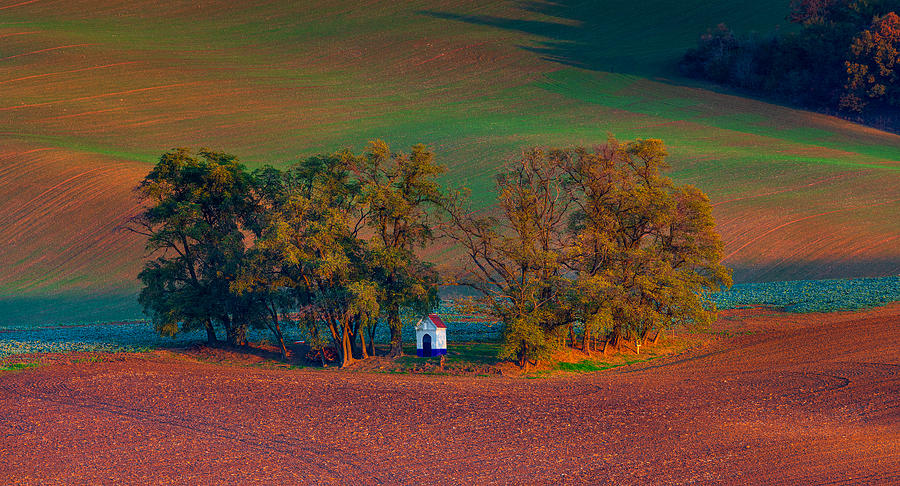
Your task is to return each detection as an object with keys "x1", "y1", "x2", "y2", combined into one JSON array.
[
  {"x1": 680, "y1": 0, "x2": 900, "y2": 115},
  {"x1": 133, "y1": 138, "x2": 730, "y2": 368}
]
